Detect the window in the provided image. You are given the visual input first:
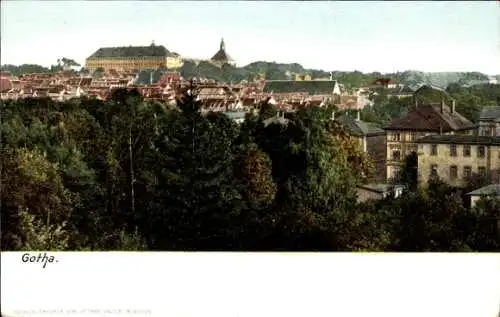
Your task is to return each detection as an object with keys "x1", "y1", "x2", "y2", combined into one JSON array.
[
  {"x1": 392, "y1": 150, "x2": 401, "y2": 161},
  {"x1": 463, "y1": 145, "x2": 471, "y2": 157},
  {"x1": 431, "y1": 144, "x2": 438, "y2": 156},
  {"x1": 392, "y1": 169, "x2": 401, "y2": 181},
  {"x1": 430, "y1": 164, "x2": 438, "y2": 177},
  {"x1": 407, "y1": 145, "x2": 418, "y2": 153},
  {"x1": 449, "y1": 165, "x2": 458, "y2": 180},
  {"x1": 392, "y1": 133, "x2": 401, "y2": 141},
  {"x1": 477, "y1": 146, "x2": 485, "y2": 158},
  {"x1": 450, "y1": 144, "x2": 457, "y2": 157},
  {"x1": 478, "y1": 166, "x2": 486, "y2": 177},
  {"x1": 463, "y1": 166, "x2": 472, "y2": 179}
]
